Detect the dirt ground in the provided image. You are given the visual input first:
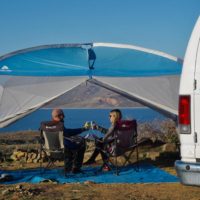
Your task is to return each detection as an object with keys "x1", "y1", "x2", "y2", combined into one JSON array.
[
  {"x1": 0, "y1": 131, "x2": 200, "y2": 200},
  {"x1": 1, "y1": 157, "x2": 200, "y2": 199},
  {"x1": 1, "y1": 181, "x2": 200, "y2": 200}
]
